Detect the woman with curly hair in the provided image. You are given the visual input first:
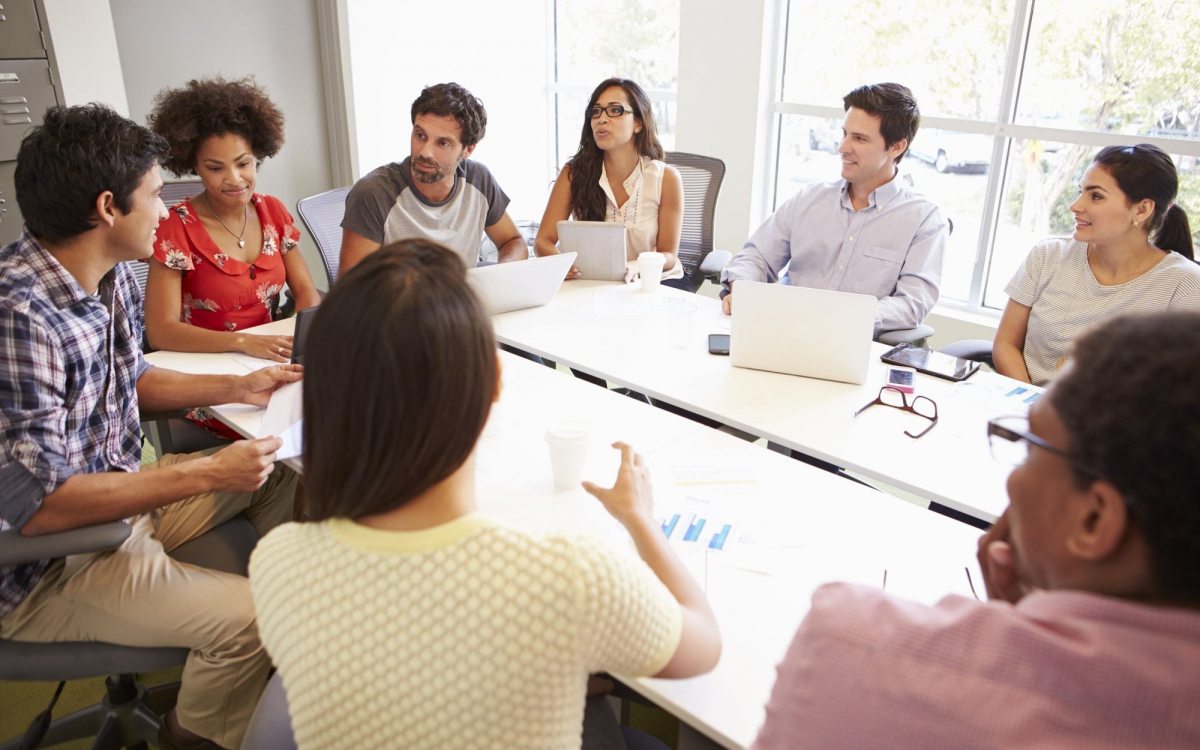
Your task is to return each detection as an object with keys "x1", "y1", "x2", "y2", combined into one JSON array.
[
  {"x1": 535, "y1": 78, "x2": 684, "y2": 285},
  {"x1": 146, "y1": 77, "x2": 320, "y2": 365}
]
